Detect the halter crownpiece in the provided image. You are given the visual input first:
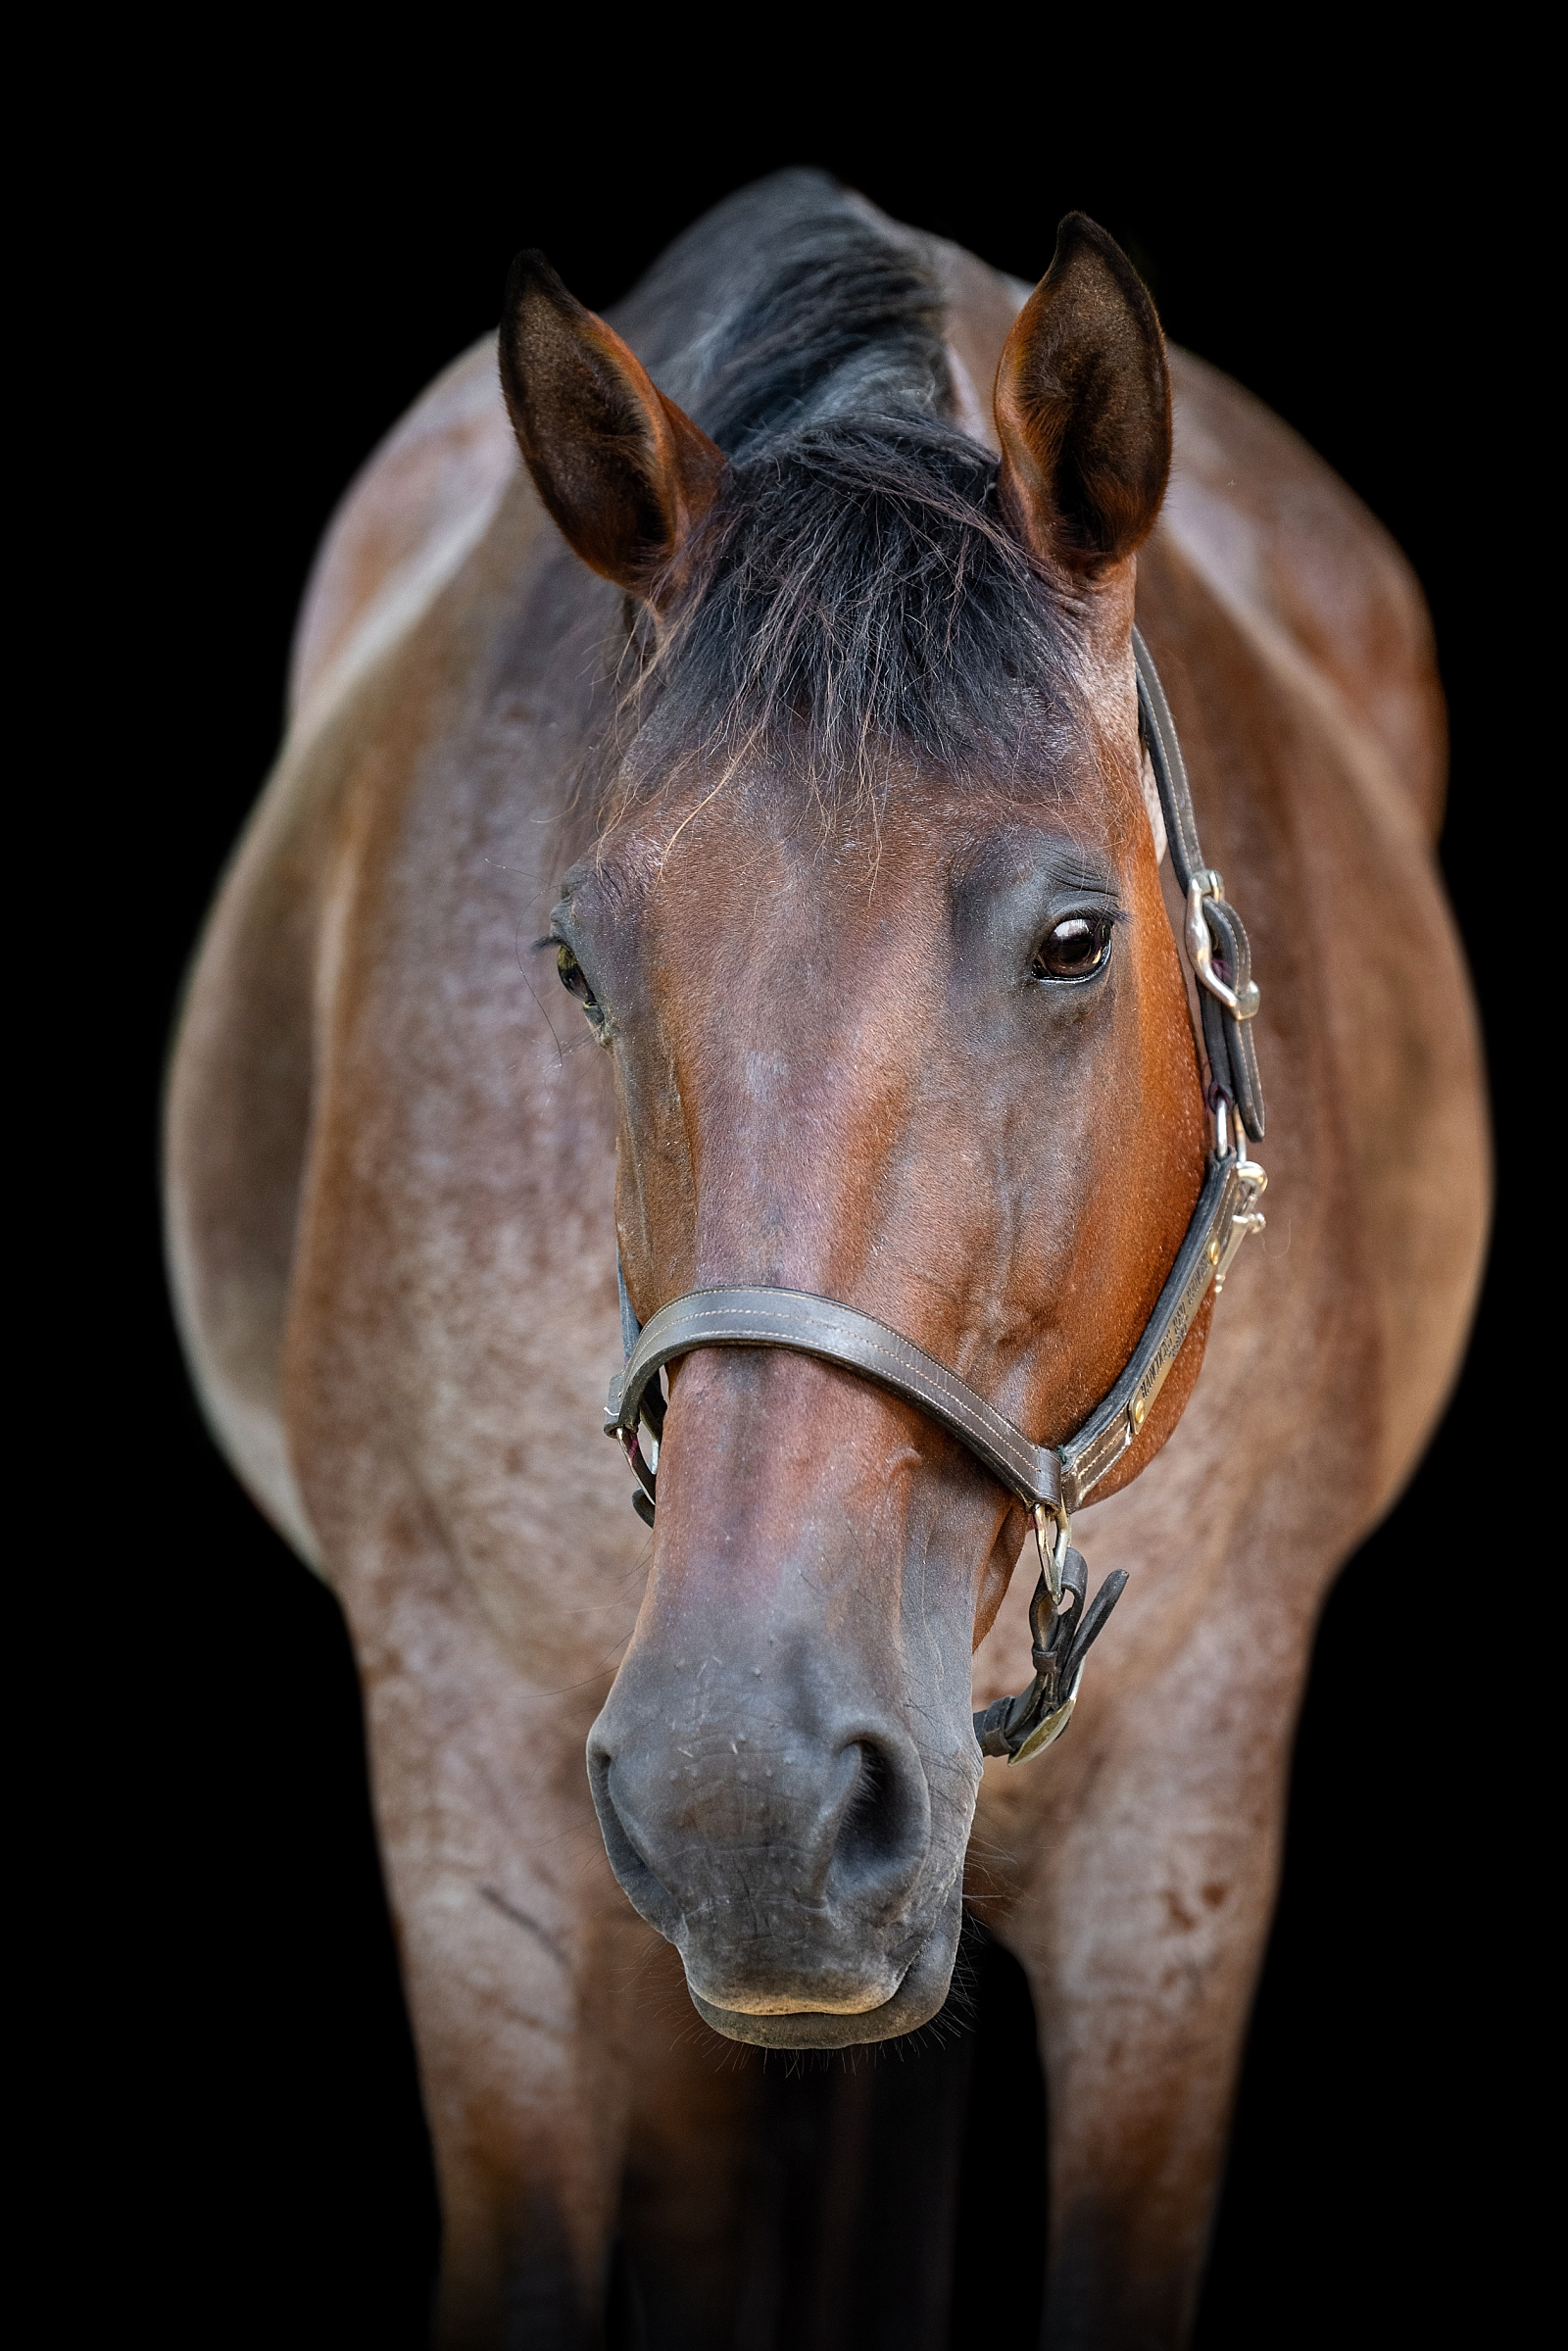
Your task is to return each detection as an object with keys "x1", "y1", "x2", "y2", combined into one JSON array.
[{"x1": 604, "y1": 631, "x2": 1266, "y2": 1762}]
